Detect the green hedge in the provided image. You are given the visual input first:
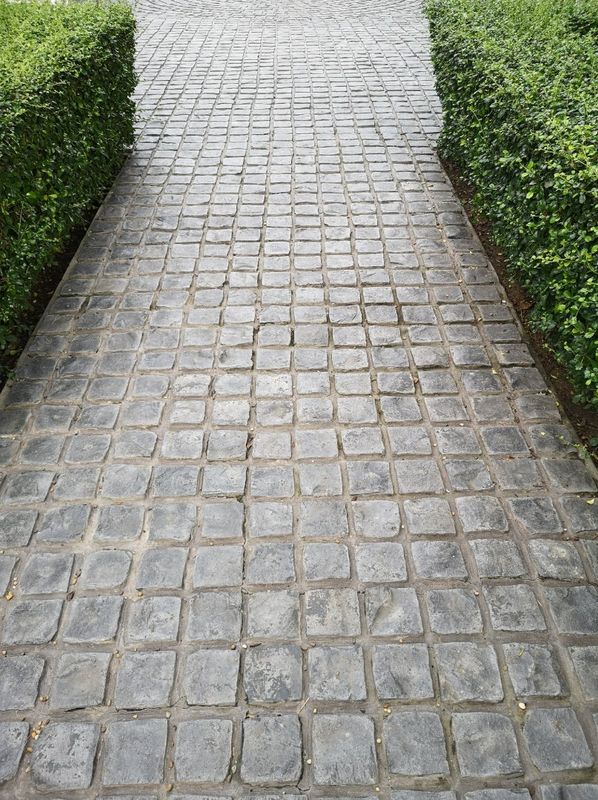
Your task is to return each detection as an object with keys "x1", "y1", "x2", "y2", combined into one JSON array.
[
  {"x1": 0, "y1": 0, "x2": 136, "y2": 376},
  {"x1": 425, "y1": 0, "x2": 598, "y2": 408}
]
